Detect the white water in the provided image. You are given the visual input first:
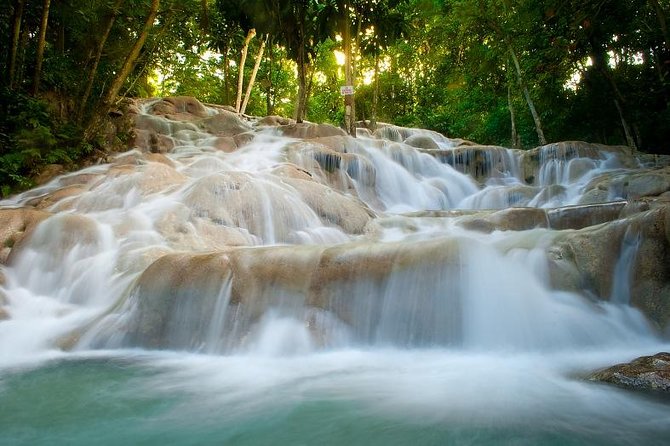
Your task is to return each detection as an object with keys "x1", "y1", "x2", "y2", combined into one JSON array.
[{"x1": 0, "y1": 102, "x2": 667, "y2": 444}]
